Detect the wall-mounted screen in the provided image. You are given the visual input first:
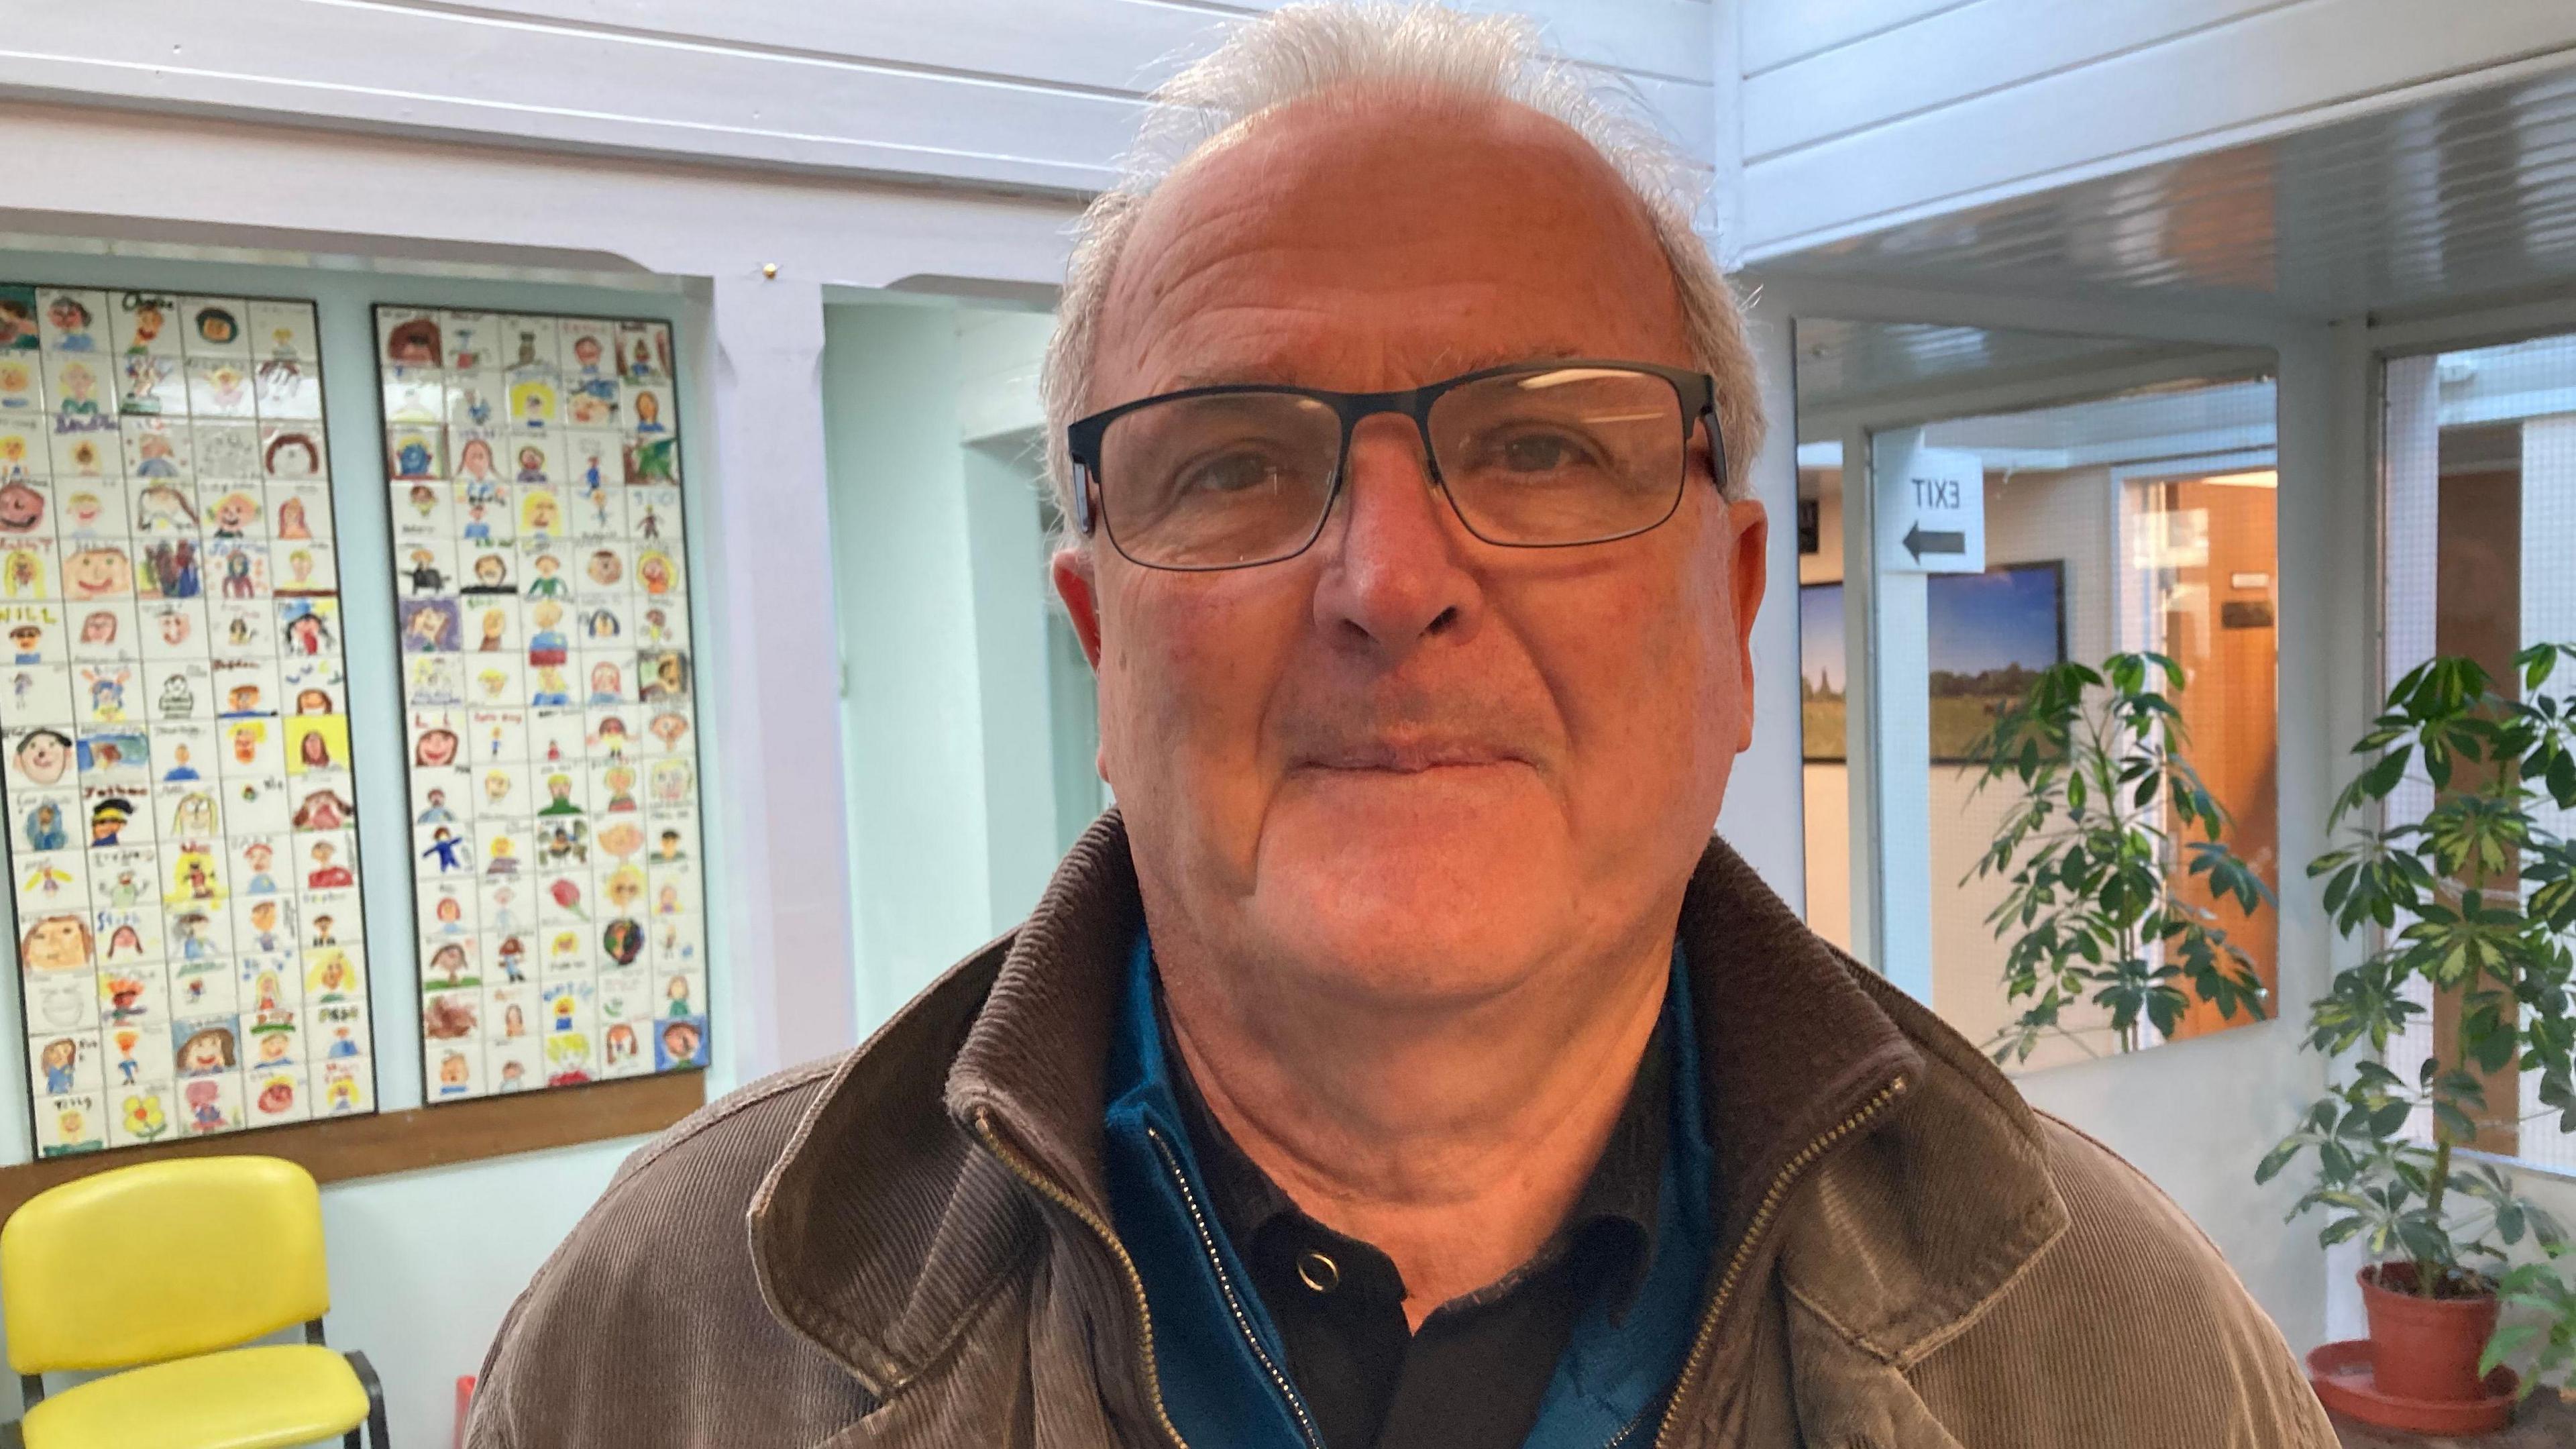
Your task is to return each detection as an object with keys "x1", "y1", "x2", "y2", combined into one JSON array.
[
  {"x1": 1800, "y1": 561, "x2": 2067, "y2": 763},
  {"x1": 0, "y1": 283, "x2": 379, "y2": 1155},
  {"x1": 370, "y1": 307, "x2": 706, "y2": 1103}
]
